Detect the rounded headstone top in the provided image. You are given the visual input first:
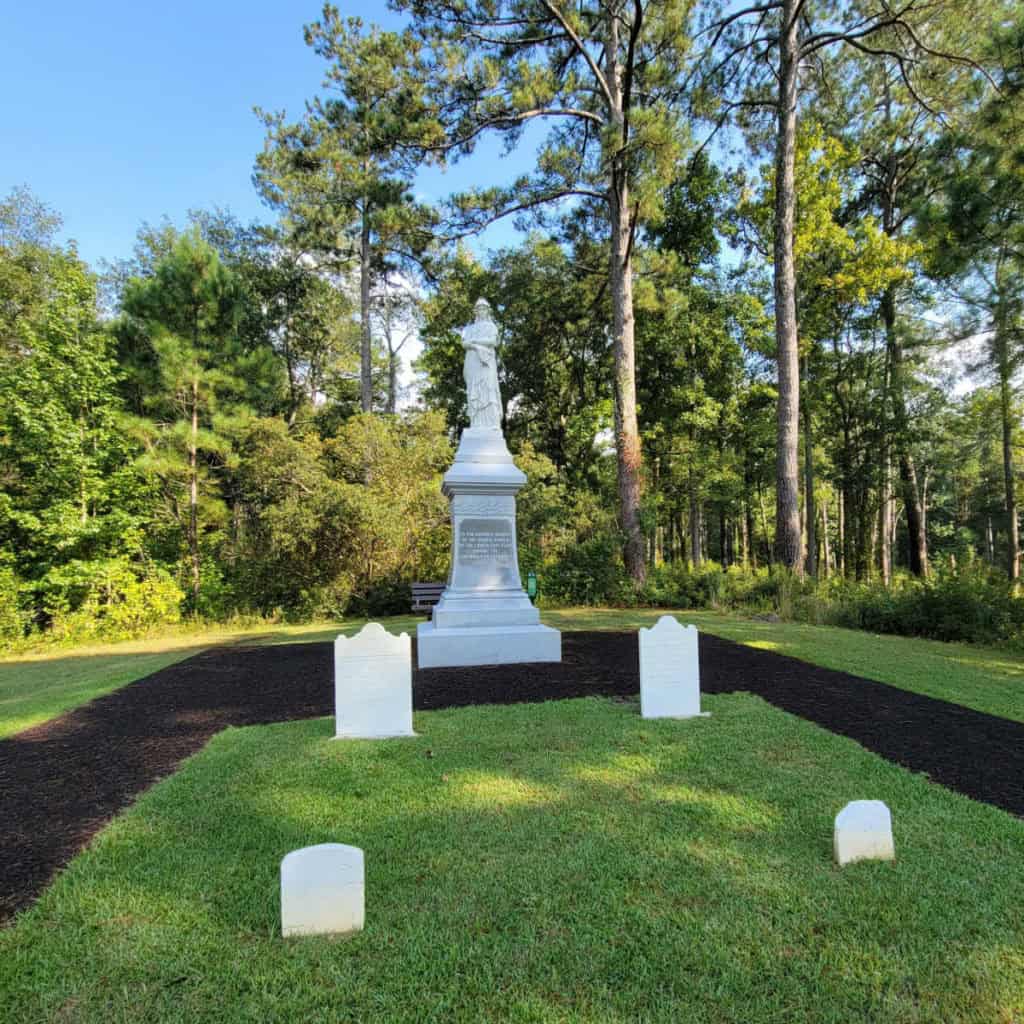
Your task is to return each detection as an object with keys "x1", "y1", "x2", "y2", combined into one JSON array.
[{"x1": 463, "y1": 297, "x2": 498, "y2": 348}]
